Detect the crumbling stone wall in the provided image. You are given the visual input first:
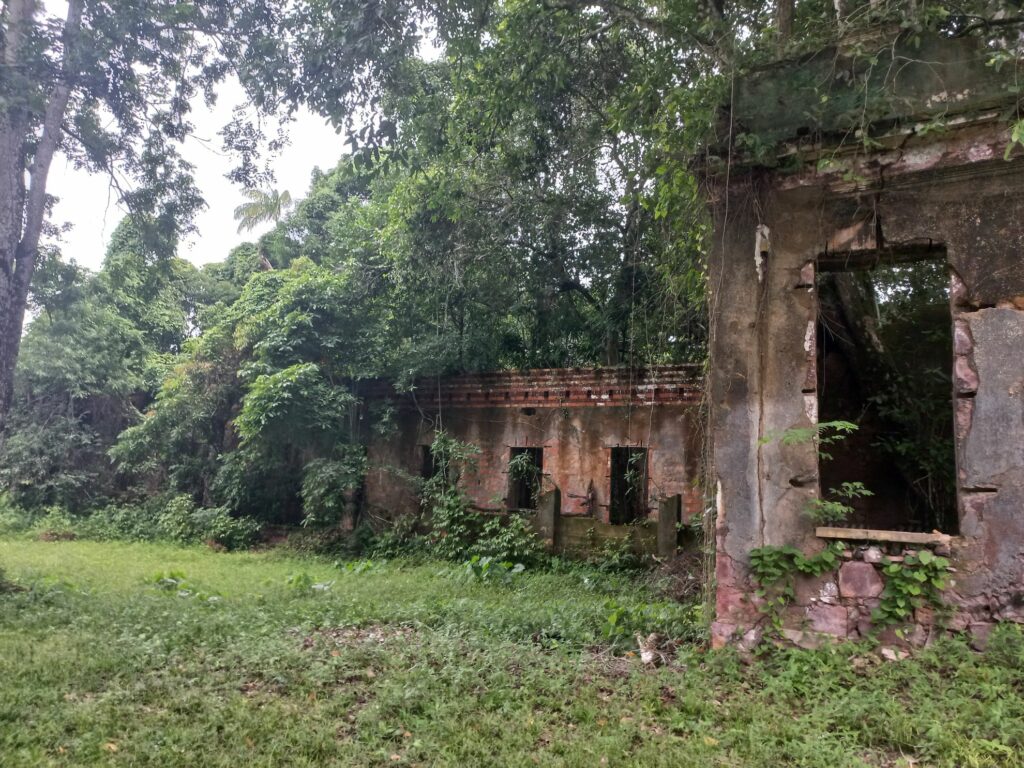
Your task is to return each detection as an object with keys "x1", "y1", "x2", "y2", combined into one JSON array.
[{"x1": 708, "y1": 34, "x2": 1024, "y2": 647}]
